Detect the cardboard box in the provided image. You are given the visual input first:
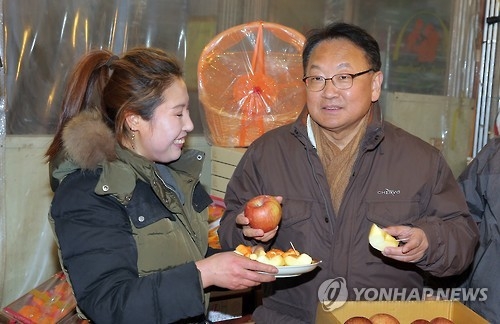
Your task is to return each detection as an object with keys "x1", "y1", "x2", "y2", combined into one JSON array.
[
  {"x1": 315, "y1": 301, "x2": 488, "y2": 324},
  {"x1": 208, "y1": 296, "x2": 243, "y2": 319},
  {"x1": 208, "y1": 288, "x2": 251, "y2": 322}
]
